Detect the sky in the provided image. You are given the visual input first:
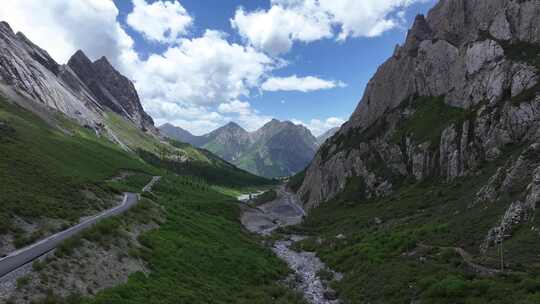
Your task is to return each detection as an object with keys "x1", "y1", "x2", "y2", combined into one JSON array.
[{"x1": 0, "y1": 0, "x2": 437, "y2": 135}]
